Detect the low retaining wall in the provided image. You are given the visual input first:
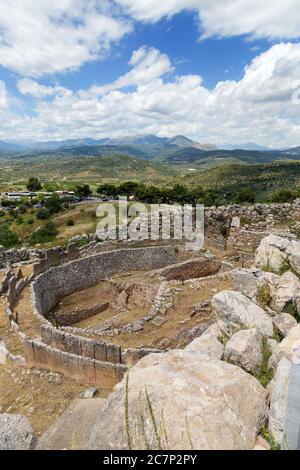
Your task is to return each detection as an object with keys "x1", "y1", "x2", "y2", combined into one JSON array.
[
  {"x1": 20, "y1": 332, "x2": 127, "y2": 389},
  {"x1": 48, "y1": 302, "x2": 109, "y2": 327},
  {"x1": 32, "y1": 246, "x2": 178, "y2": 316},
  {"x1": 41, "y1": 324, "x2": 122, "y2": 363}
]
